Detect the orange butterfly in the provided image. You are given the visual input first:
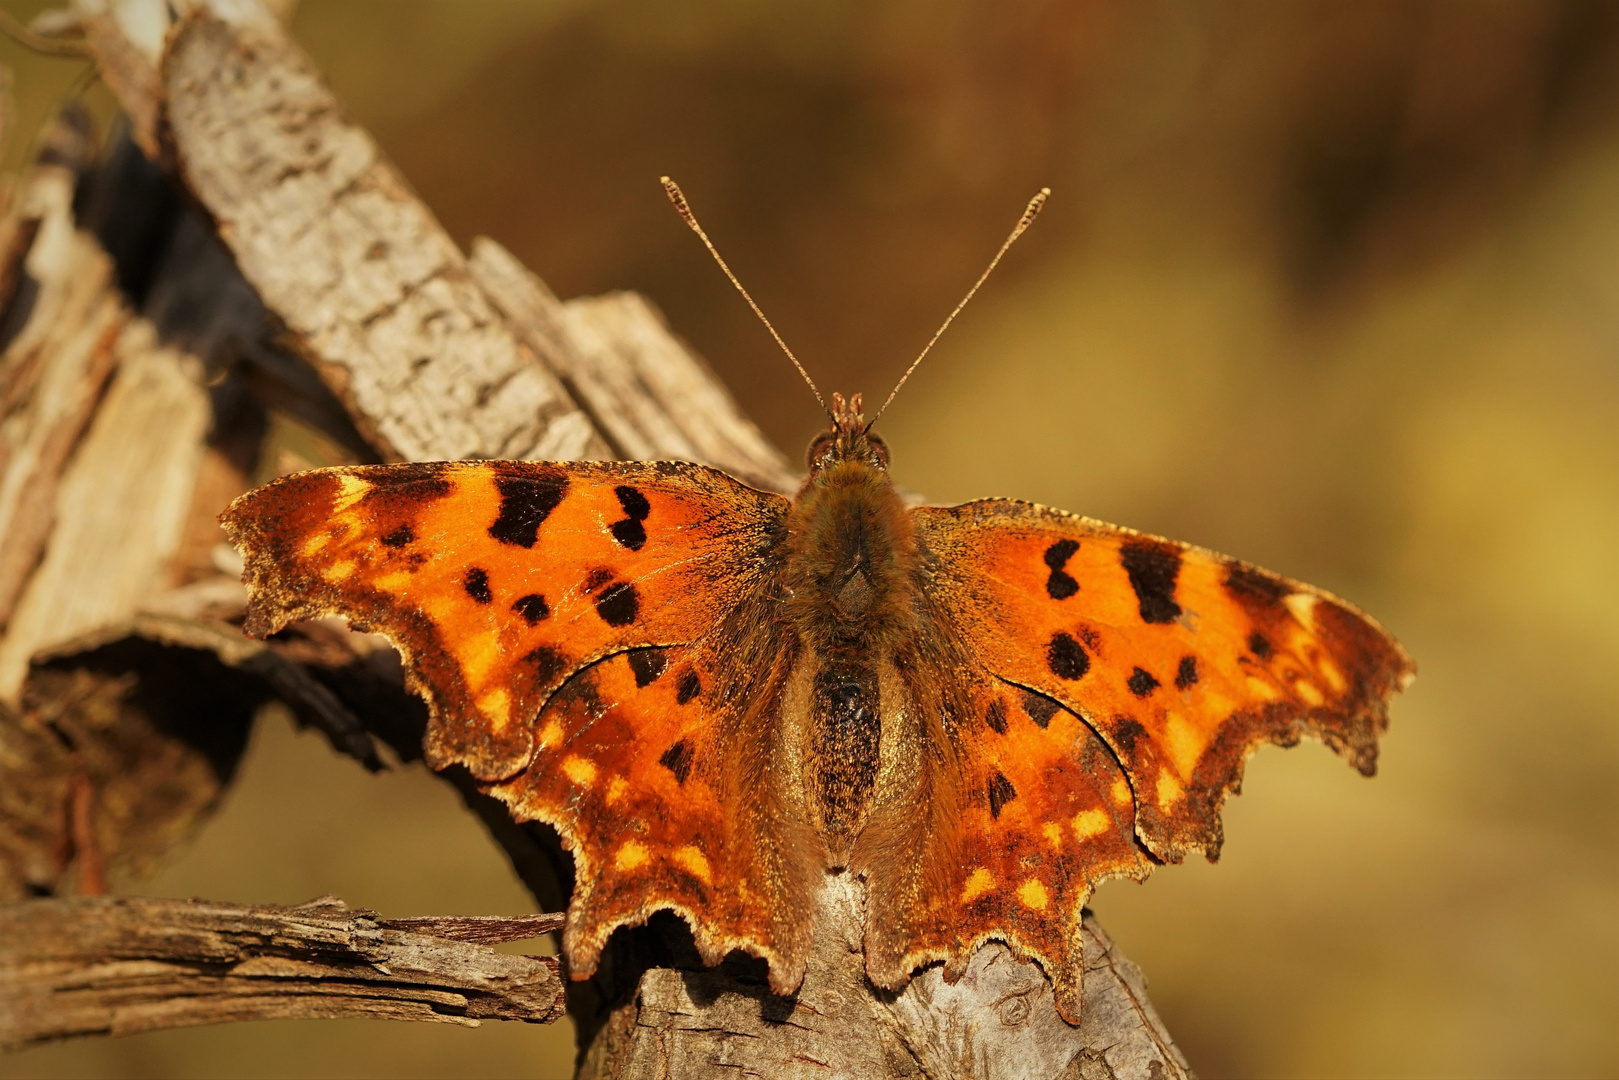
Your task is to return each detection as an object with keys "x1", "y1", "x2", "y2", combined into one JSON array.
[{"x1": 222, "y1": 182, "x2": 1413, "y2": 1024}]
